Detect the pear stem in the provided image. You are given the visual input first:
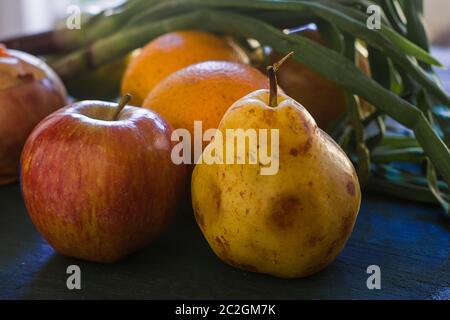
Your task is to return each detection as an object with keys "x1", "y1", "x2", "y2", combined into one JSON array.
[
  {"x1": 113, "y1": 93, "x2": 131, "y2": 121},
  {"x1": 267, "y1": 51, "x2": 294, "y2": 108}
]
